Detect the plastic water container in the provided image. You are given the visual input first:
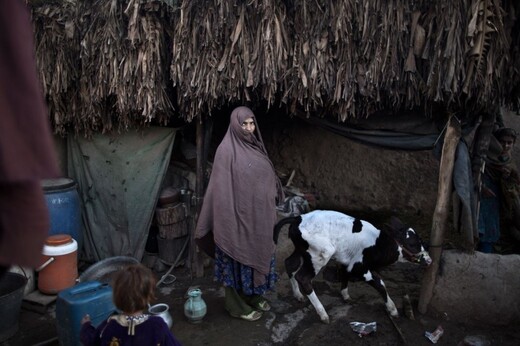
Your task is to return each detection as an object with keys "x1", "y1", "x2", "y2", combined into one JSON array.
[
  {"x1": 42, "y1": 178, "x2": 82, "y2": 251},
  {"x1": 56, "y1": 281, "x2": 116, "y2": 346},
  {"x1": 37, "y1": 234, "x2": 78, "y2": 295}
]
